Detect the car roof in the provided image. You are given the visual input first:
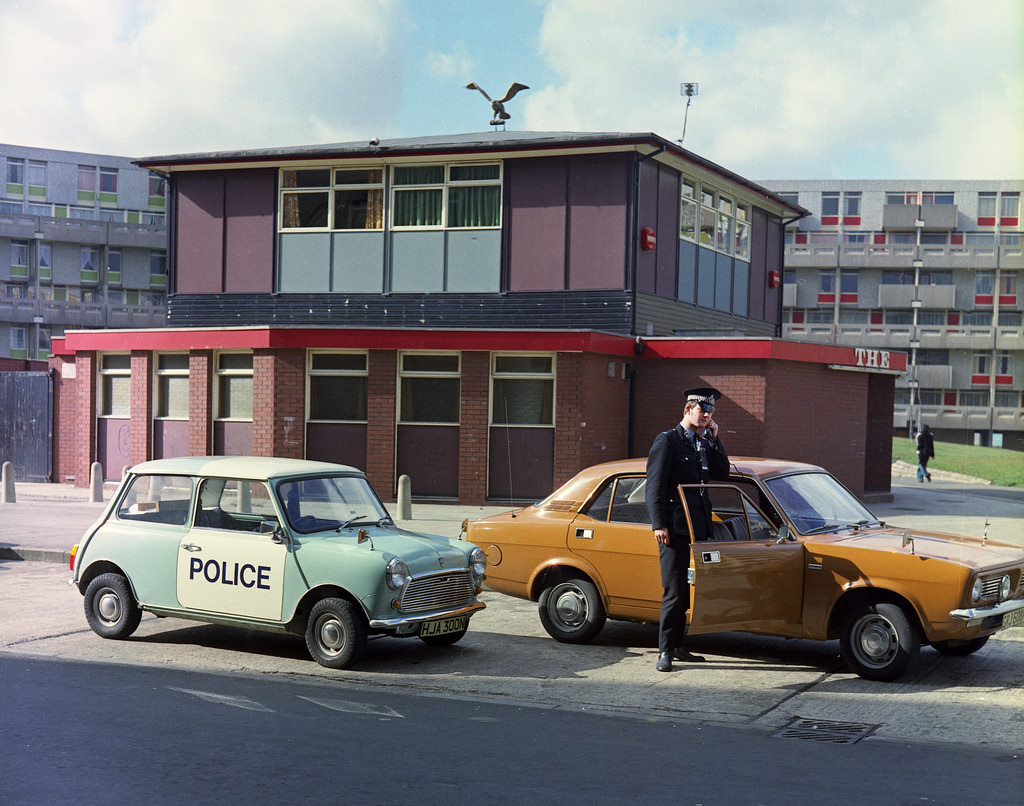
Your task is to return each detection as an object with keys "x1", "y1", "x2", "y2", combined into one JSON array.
[
  {"x1": 127, "y1": 456, "x2": 362, "y2": 481},
  {"x1": 544, "y1": 456, "x2": 825, "y2": 505}
]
